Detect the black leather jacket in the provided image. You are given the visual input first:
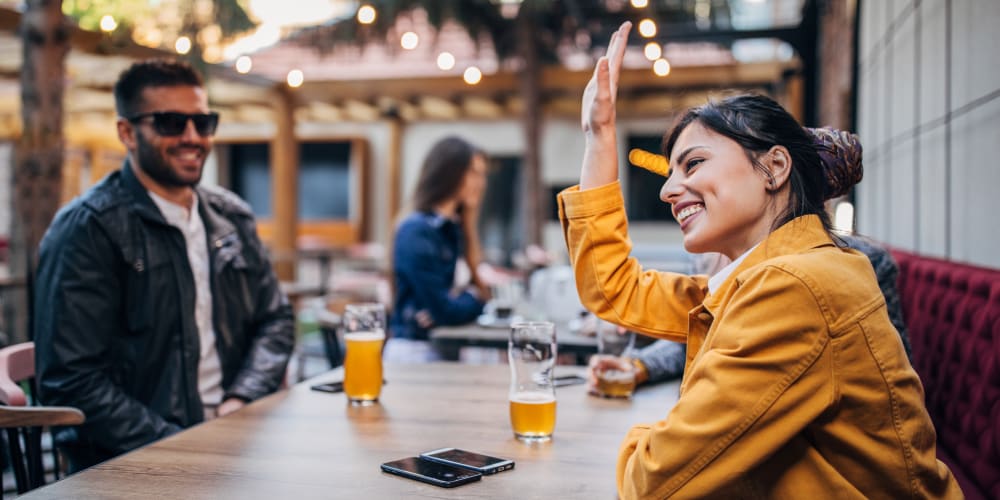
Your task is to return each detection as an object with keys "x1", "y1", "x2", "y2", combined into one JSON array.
[{"x1": 34, "y1": 162, "x2": 294, "y2": 469}]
